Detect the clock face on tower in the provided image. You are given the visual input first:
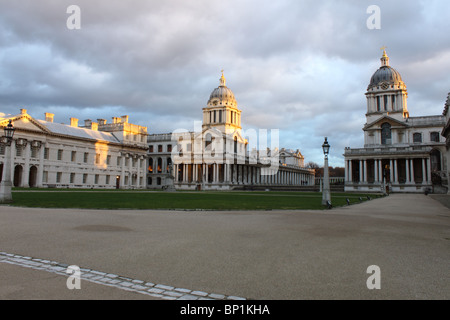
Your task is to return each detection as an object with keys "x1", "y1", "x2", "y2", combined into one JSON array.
[
  {"x1": 212, "y1": 100, "x2": 218, "y2": 106},
  {"x1": 380, "y1": 82, "x2": 389, "y2": 90}
]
